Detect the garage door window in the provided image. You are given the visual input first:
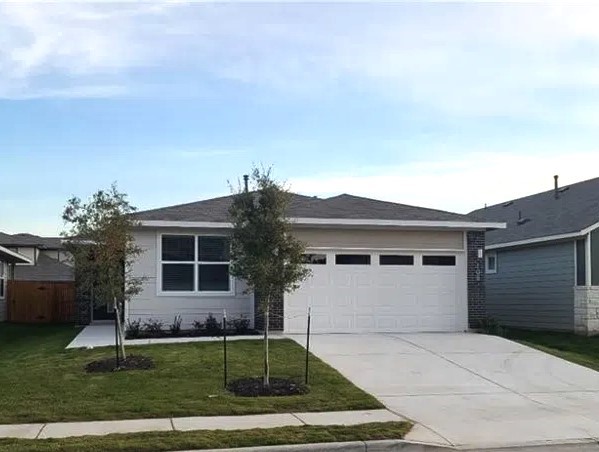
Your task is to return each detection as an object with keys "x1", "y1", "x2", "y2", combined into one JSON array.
[
  {"x1": 302, "y1": 254, "x2": 327, "y2": 264},
  {"x1": 379, "y1": 255, "x2": 414, "y2": 266},
  {"x1": 422, "y1": 255, "x2": 456, "y2": 266},
  {"x1": 335, "y1": 254, "x2": 371, "y2": 265}
]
